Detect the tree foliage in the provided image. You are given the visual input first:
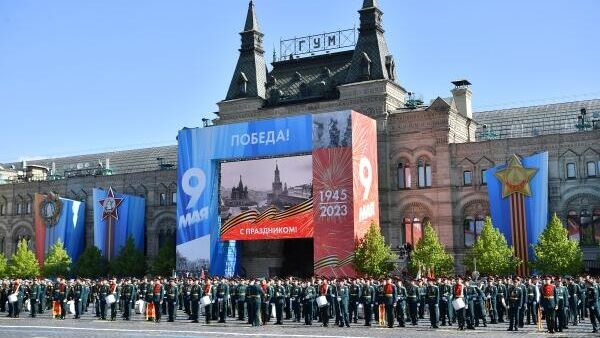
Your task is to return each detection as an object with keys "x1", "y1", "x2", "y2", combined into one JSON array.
[
  {"x1": 464, "y1": 217, "x2": 520, "y2": 275},
  {"x1": 533, "y1": 213, "x2": 583, "y2": 275},
  {"x1": 108, "y1": 236, "x2": 146, "y2": 277},
  {"x1": 43, "y1": 239, "x2": 72, "y2": 277},
  {"x1": 8, "y1": 239, "x2": 40, "y2": 278},
  {"x1": 150, "y1": 239, "x2": 176, "y2": 277},
  {"x1": 74, "y1": 245, "x2": 108, "y2": 278},
  {"x1": 409, "y1": 222, "x2": 454, "y2": 276},
  {"x1": 353, "y1": 222, "x2": 397, "y2": 277},
  {"x1": 0, "y1": 253, "x2": 8, "y2": 278}
]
